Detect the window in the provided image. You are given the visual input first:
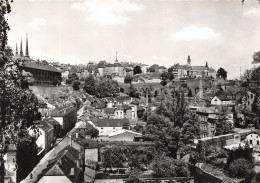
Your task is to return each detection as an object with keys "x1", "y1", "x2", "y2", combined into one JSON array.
[
  {"x1": 101, "y1": 128, "x2": 103, "y2": 130},
  {"x1": 257, "y1": 141, "x2": 259, "y2": 145},
  {"x1": 250, "y1": 140, "x2": 252, "y2": 144},
  {"x1": 251, "y1": 94, "x2": 253, "y2": 99}
]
